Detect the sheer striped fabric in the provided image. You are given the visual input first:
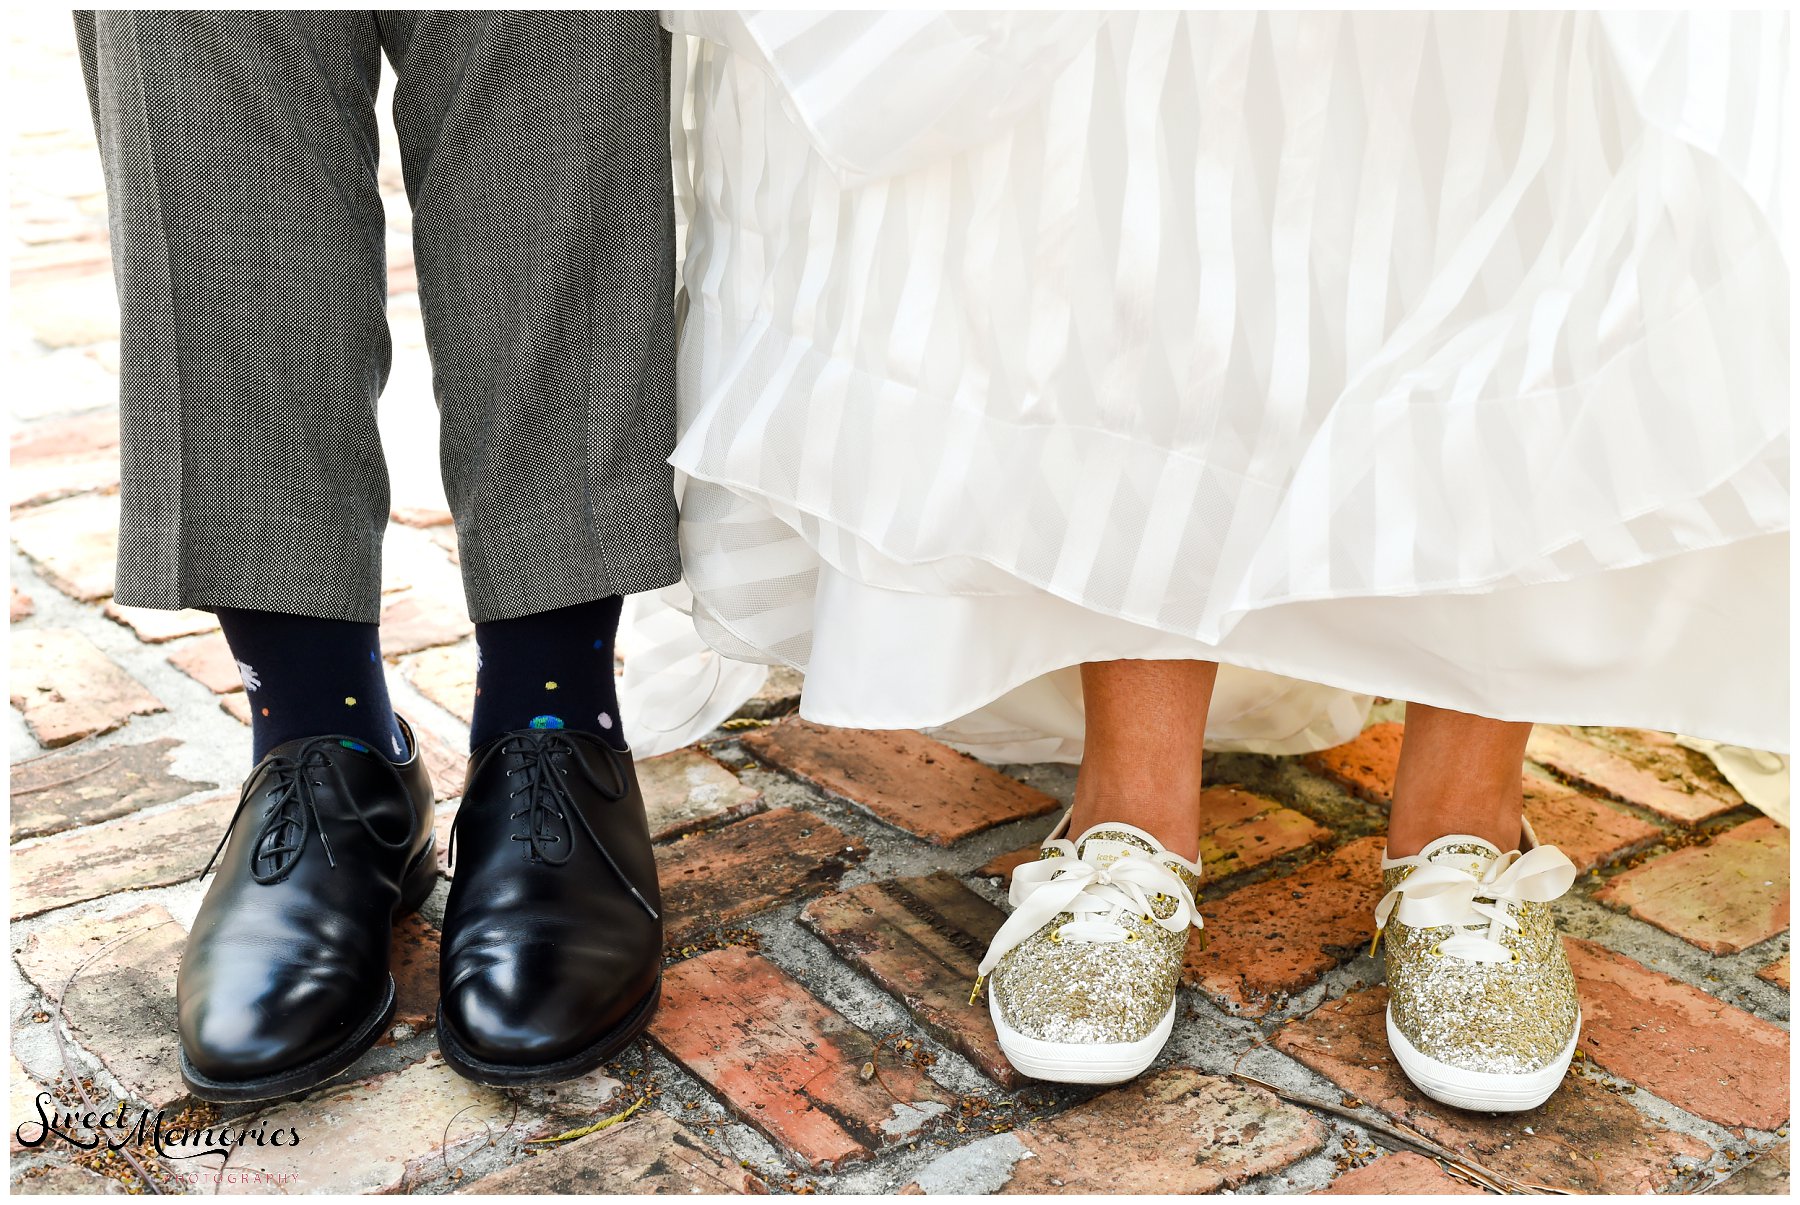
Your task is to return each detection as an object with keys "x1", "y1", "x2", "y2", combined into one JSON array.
[{"x1": 621, "y1": 11, "x2": 1788, "y2": 761}]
